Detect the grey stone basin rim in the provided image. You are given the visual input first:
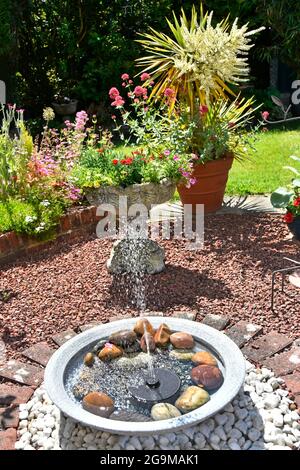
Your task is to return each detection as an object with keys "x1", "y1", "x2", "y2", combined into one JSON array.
[{"x1": 44, "y1": 317, "x2": 246, "y2": 435}]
